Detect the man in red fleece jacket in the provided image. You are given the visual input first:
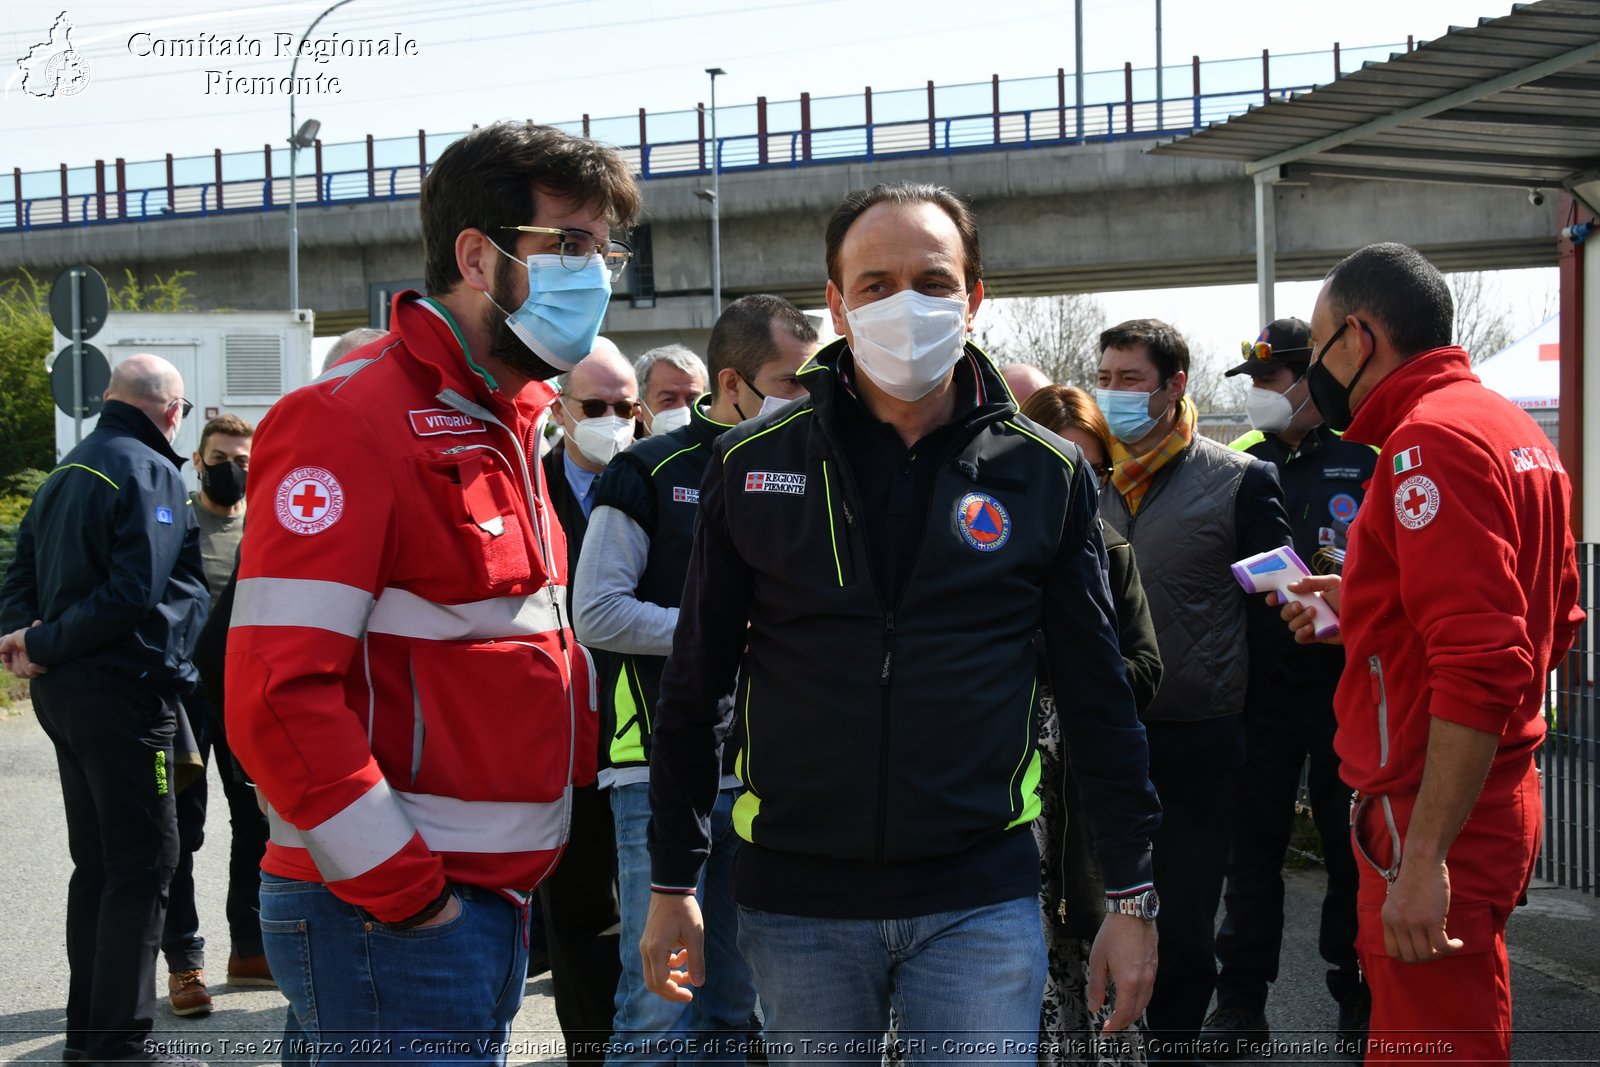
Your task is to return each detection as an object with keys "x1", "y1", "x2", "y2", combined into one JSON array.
[{"x1": 1277, "y1": 243, "x2": 1581, "y2": 1066}]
